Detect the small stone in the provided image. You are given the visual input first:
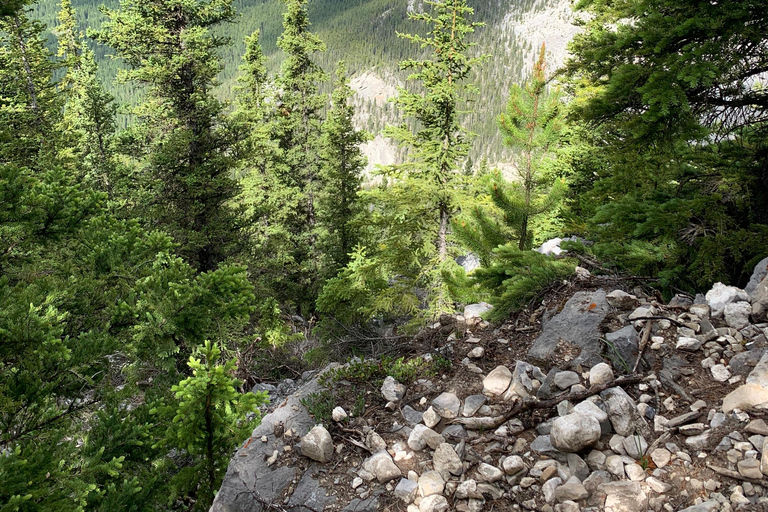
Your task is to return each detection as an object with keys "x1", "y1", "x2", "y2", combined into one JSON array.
[
  {"x1": 679, "y1": 423, "x2": 706, "y2": 436},
  {"x1": 589, "y1": 362, "x2": 614, "y2": 387},
  {"x1": 690, "y1": 399, "x2": 707, "y2": 411},
  {"x1": 542, "y1": 477, "x2": 562, "y2": 503},
  {"x1": 352, "y1": 477, "x2": 364, "y2": 489},
  {"x1": 724, "y1": 301, "x2": 752, "y2": 330},
  {"x1": 408, "y1": 424, "x2": 445, "y2": 451},
  {"x1": 462, "y1": 395, "x2": 486, "y2": 417},
  {"x1": 606, "y1": 455, "x2": 625, "y2": 478},
  {"x1": 646, "y1": 476, "x2": 672, "y2": 493},
  {"x1": 363, "y1": 451, "x2": 401, "y2": 483},
  {"x1": 710, "y1": 364, "x2": 731, "y2": 382},
  {"x1": 418, "y1": 470, "x2": 445, "y2": 497},
  {"x1": 402, "y1": 405, "x2": 424, "y2": 426},
  {"x1": 540, "y1": 465, "x2": 559, "y2": 483},
  {"x1": 586, "y1": 450, "x2": 607, "y2": 471},
  {"x1": 419, "y1": 494, "x2": 449, "y2": 512},
  {"x1": 554, "y1": 371, "x2": 580, "y2": 390},
  {"x1": 609, "y1": 434, "x2": 626, "y2": 455},
  {"x1": 454, "y1": 479, "x2": 478, "y2": 499},
  {"x1": 554, "y1": 478, "x2": 589, "y2": 502},
  {"x1": 432, "y1": 392, "x2": 461, "y2": 419},
  {"x1": 550, "y1": 413, "x2": 601, "y2": 453},
  {"x1": 747, "y1": 419, "x2": 768, "y2": 436},
  {"x1": 676, "y1": 337, "x2": 703, "y2": 351},
  {"x1": 599, "y1": 481, "x2": 648, "y2": 511},
  {"x1": 606, "y1": 289, "x2": 639, "y2": 309},
  {"x1": 483, "y1": 366, "x2": 512, "y2": 396},
  {"x1": 685, "y1": 431, "x2": 712, "y2": 451},
  {"x1": 623, "y1": 434, "x2": 648, "y2": 459},
  {"x1": 738, "y1": 458, "x2": 763, "y2": 479},
  {"x1": 395, "y1": 478, "x2": 418, "y2": 503},
  {"x1": 468, "y1": 346, "x2": 484, "y2": 358},
  {"x1": 625, "y1": 463, "x2": 646, "y2": 481},
  {"x1": 502, "y1": 455, "x2": 526, "y2": 476},
  {"x1": 423, "y1": 407, "x2": 440, "y2": 428},
  {"x1": 567, "y1": 453, "x2": 590, "y2": 481},
  {"x1": 382, "y1": 376, "x2": 407, "y2": 402},
  {"x1": 722, "y1": 383, "x2": 768, "y2": 413},
  {"x1": 332, "y1": 406, "x2": 348, "y2": 422},
  {"x1": 476, "y1": 462, "x2": 504, "y2": 482},
  {"x1": 301, "y1": 425, "x2": 334, "y2": 463},
  {"x1": 433, "y1": 443, "x2": 463, "y2": 478},
  {"x1": 650, "y1": 448, "x2": 671, "y2": 468}
]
